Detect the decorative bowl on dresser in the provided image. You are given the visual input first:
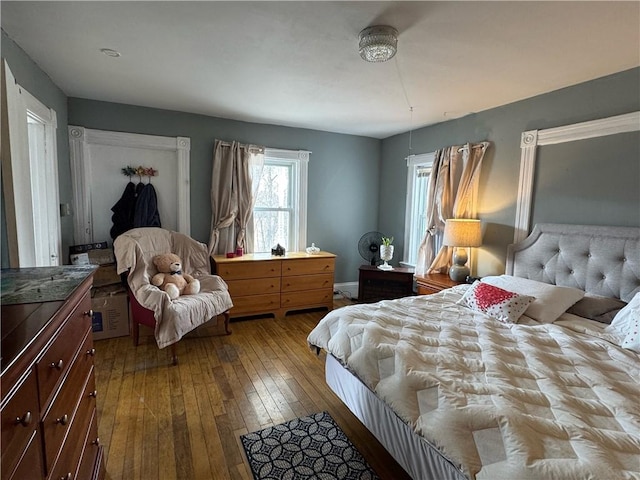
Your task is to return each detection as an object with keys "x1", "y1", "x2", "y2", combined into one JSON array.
[
  {"x1": 1, "y1": 266, "x2": 105, "y2": 480},
  {"x1": 212, "y1": 251, "x2": 336, "y2": 318}
]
